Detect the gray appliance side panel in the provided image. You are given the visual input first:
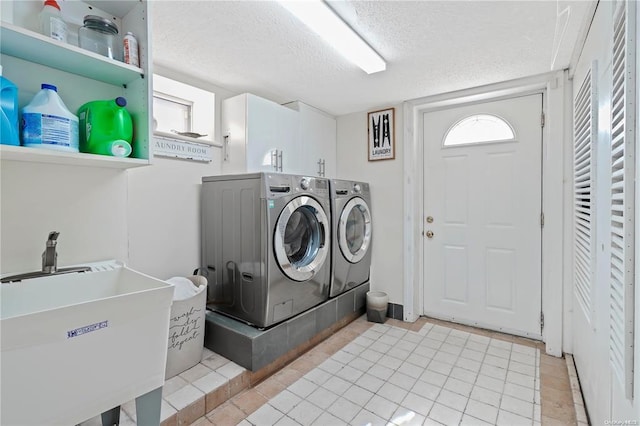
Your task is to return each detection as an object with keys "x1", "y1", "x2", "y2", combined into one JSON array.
[
  {"x1": 202, "y1": 181, "x2": 222, "y2": 302},
  {"x1": 238, "y1": 185, "x2": 267, "y2": 324},
  {"x1": 202, "y1": 176, "x2": 266, "y2": 326}
]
